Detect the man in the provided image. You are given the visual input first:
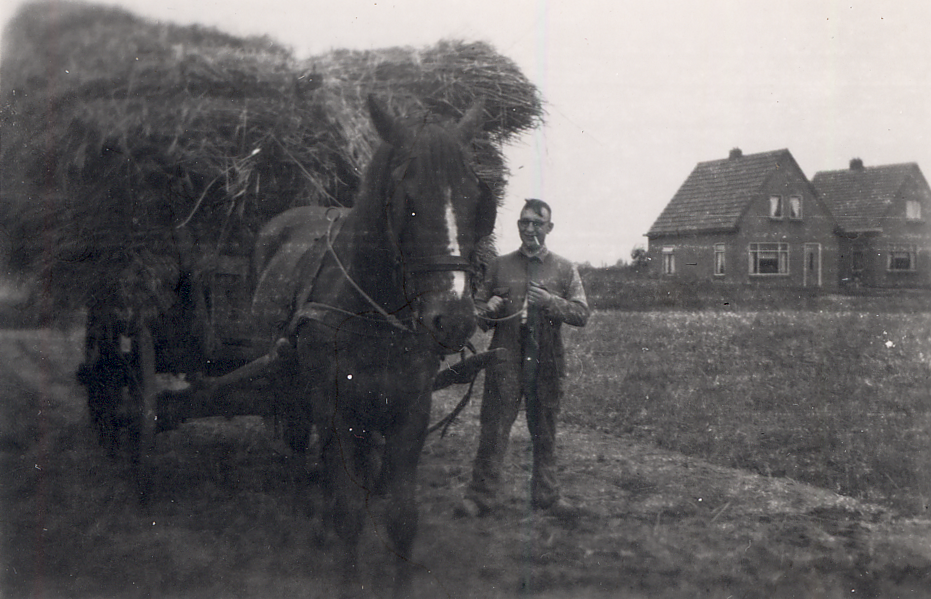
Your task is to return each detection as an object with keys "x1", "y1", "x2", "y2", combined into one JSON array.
[{"x1": 457, "y1": 198, "x2": 589, "y2": 517}]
